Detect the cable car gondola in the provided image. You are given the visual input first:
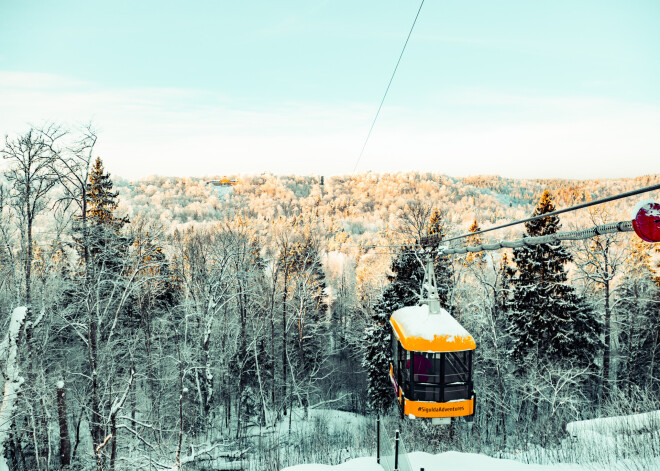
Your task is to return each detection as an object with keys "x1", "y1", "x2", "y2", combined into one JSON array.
[{"x1": 389, "y1": 258, "x2": 476, "y2": 424}]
